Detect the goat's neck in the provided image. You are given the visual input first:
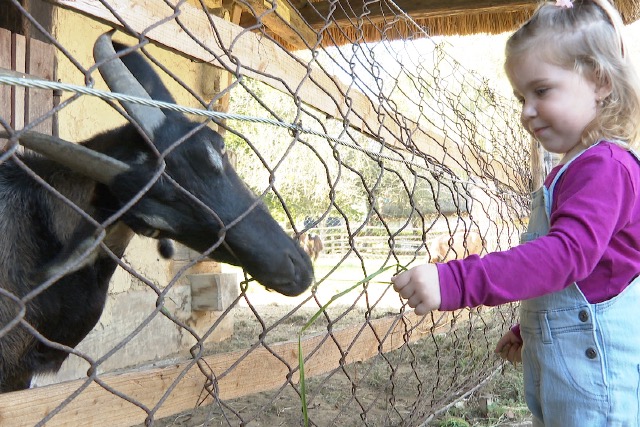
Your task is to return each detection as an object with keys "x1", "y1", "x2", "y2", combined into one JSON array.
[{"x1": 18, "y1": 153, "x2": 134, "y2": 276}]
